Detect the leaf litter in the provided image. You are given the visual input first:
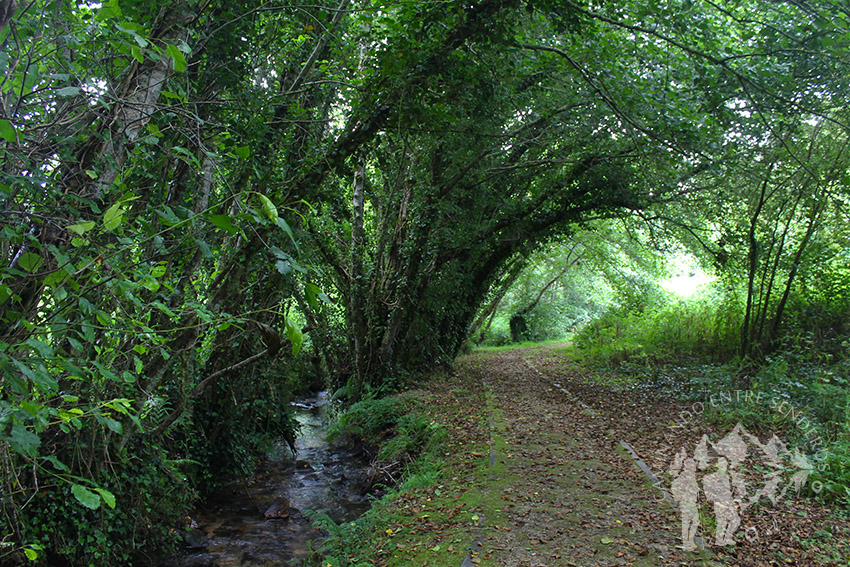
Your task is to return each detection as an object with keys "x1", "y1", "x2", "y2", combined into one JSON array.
[{"x1": 364, "y1": 344, "x2": 848, "y2": 567}]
